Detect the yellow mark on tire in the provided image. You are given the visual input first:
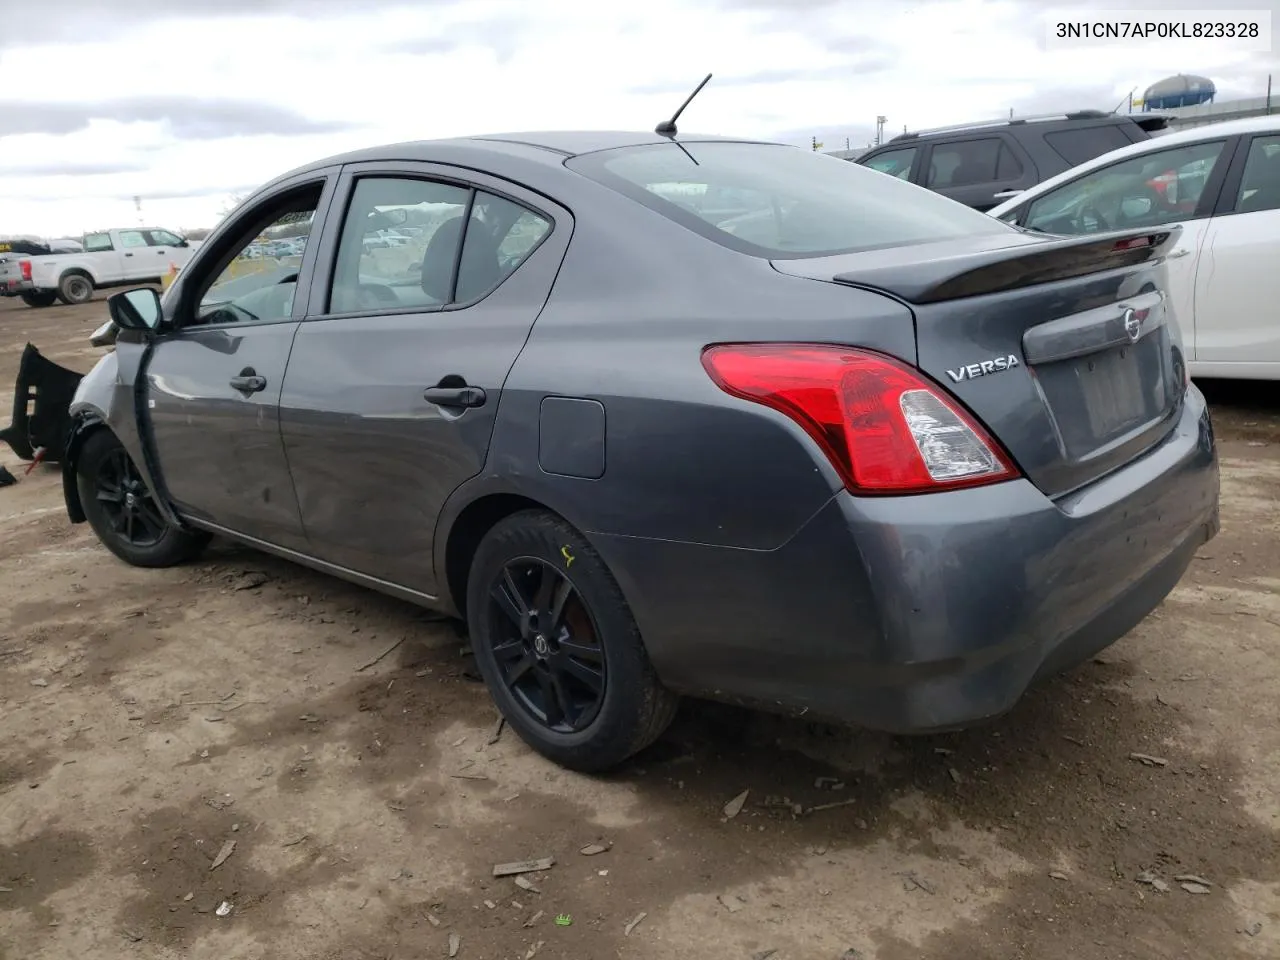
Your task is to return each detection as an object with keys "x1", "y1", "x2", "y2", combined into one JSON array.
[{"x1": 560, "y1": 546, "x2": 575, "y2": 567}]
